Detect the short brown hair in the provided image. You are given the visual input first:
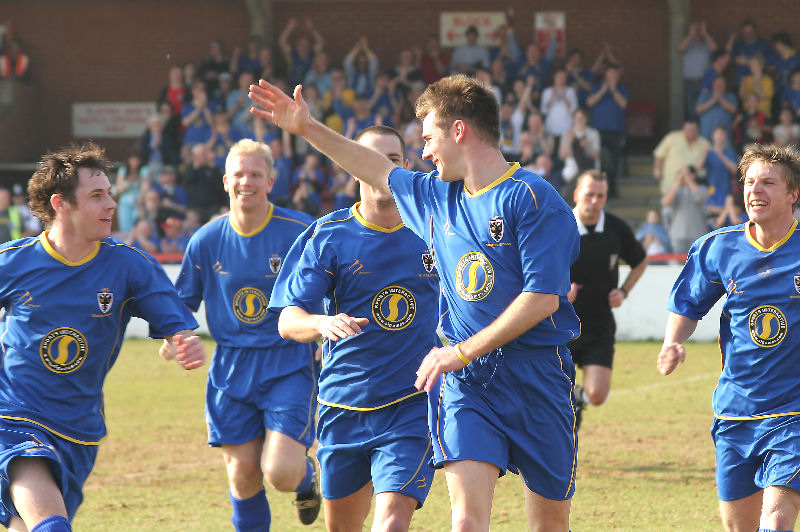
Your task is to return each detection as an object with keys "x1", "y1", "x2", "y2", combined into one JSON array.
[
  {"x1": 575, "y1": 169, "x2": 607, "y2": 189},
  {"x1": 28, "y1": 142, "x2": 111, "y2": 226},
  {"x1": 739, "y1": 143, "x2": 800, "y2": 207},
  {"x1": 415, "y1": 74, "x2": 500, "y2": 146},
  {"x1": 354, "y1": 125, "x2": 406, "y2": 157}
]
